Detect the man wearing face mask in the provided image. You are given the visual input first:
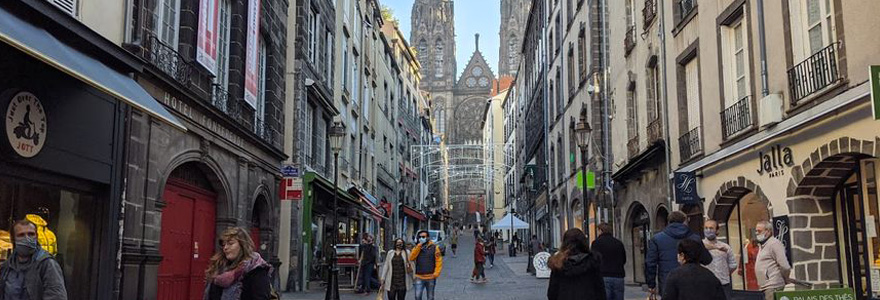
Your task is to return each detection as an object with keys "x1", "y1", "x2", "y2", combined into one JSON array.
[
  {"x1": 409, "y1": 230, "x2": 442, "y2": 300},
  {"x1": 0, "y1": 219, "x2": 67, "y2": 300},
  {"x1": 754, "y1": 220, "x2": 791, "y2": 300},
  {"x1": 703, "y1": 220, "x2": 737, "y2": 299}
]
